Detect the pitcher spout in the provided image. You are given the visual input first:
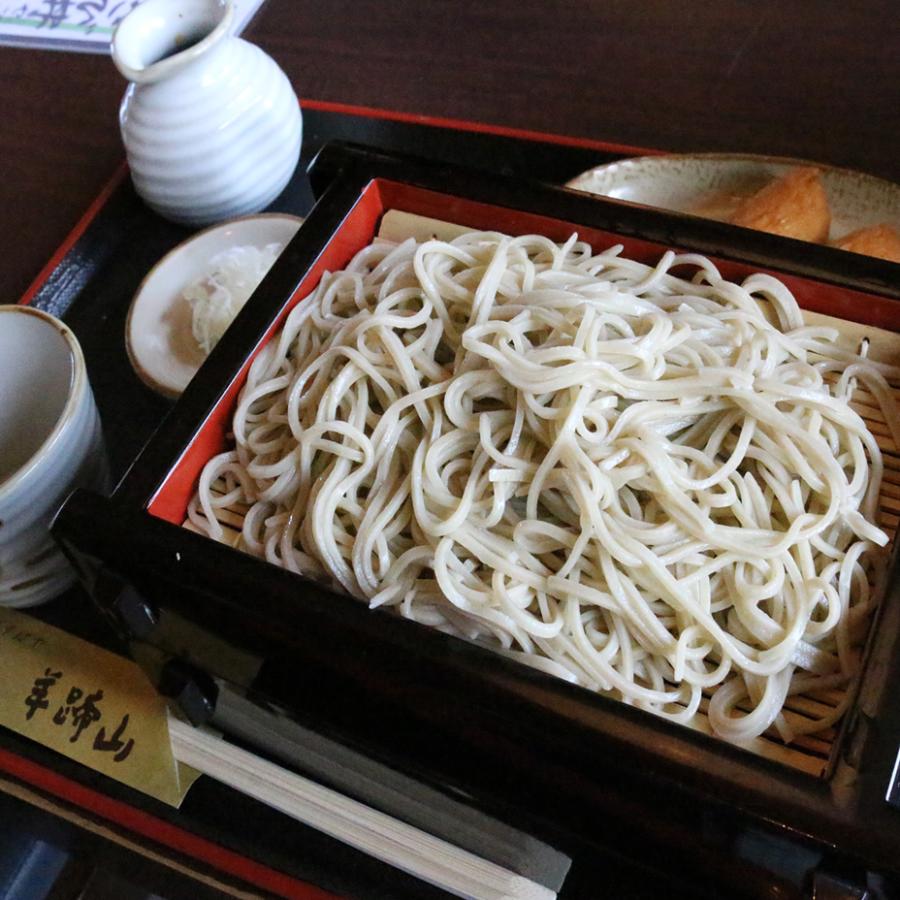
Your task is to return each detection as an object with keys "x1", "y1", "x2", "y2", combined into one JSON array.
[{"x1": 112, "y1": 0, "x2": 233, "y2": 85}]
